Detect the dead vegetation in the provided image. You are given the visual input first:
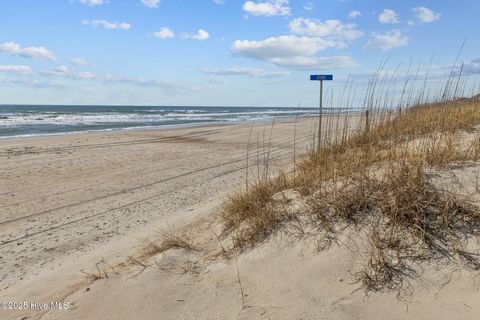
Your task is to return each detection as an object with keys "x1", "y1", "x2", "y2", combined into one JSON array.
[
  {"x1": 221, "y1": 94, "x2": 480, "y2": 294},
  {"x1": 81, "y1": 258, "x2": 119, "y2": 281},
  {"x1": 77, "y1": 63, "x2": 480, "y2": 295},
  {"x1": 142, "y1": 229, "x2": 199, "y2": 257}
]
